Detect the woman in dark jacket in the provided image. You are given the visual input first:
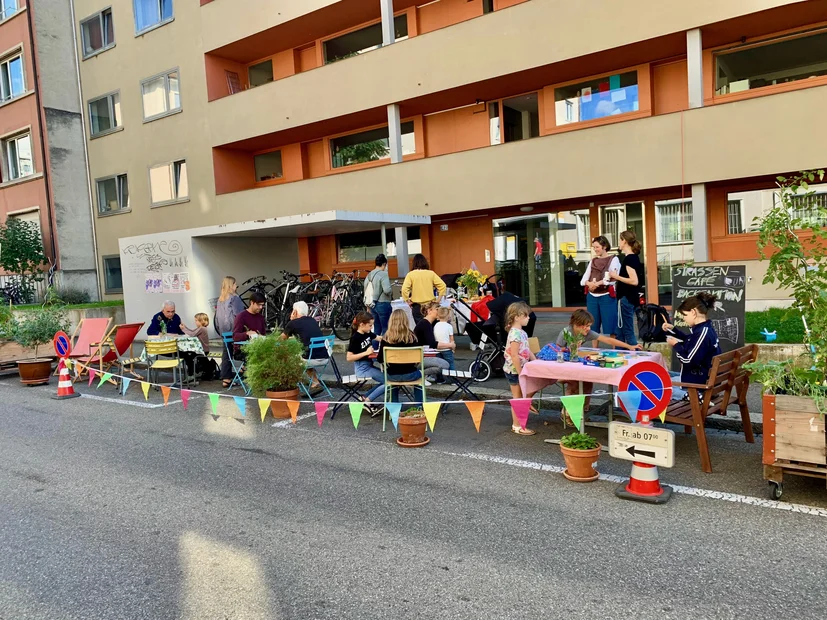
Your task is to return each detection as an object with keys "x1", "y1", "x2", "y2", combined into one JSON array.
[{"x1": 609, "y1": 230, "x2": 644, "y2": 346}]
